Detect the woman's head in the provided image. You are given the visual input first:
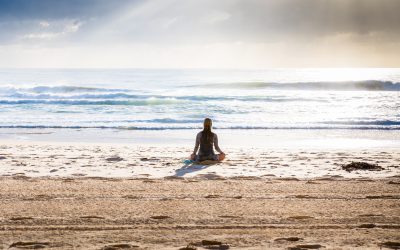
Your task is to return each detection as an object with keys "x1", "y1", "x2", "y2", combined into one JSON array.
[{"x1": 203, "y1": 118, "x2": 212, "y2": 131}]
